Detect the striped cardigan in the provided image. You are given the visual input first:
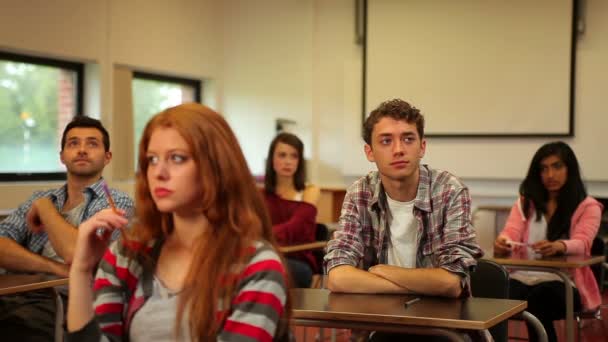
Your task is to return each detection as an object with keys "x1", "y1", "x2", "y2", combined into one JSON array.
[{"x1": 67, "y1": 238, "x2": 288, "y2": 342}]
